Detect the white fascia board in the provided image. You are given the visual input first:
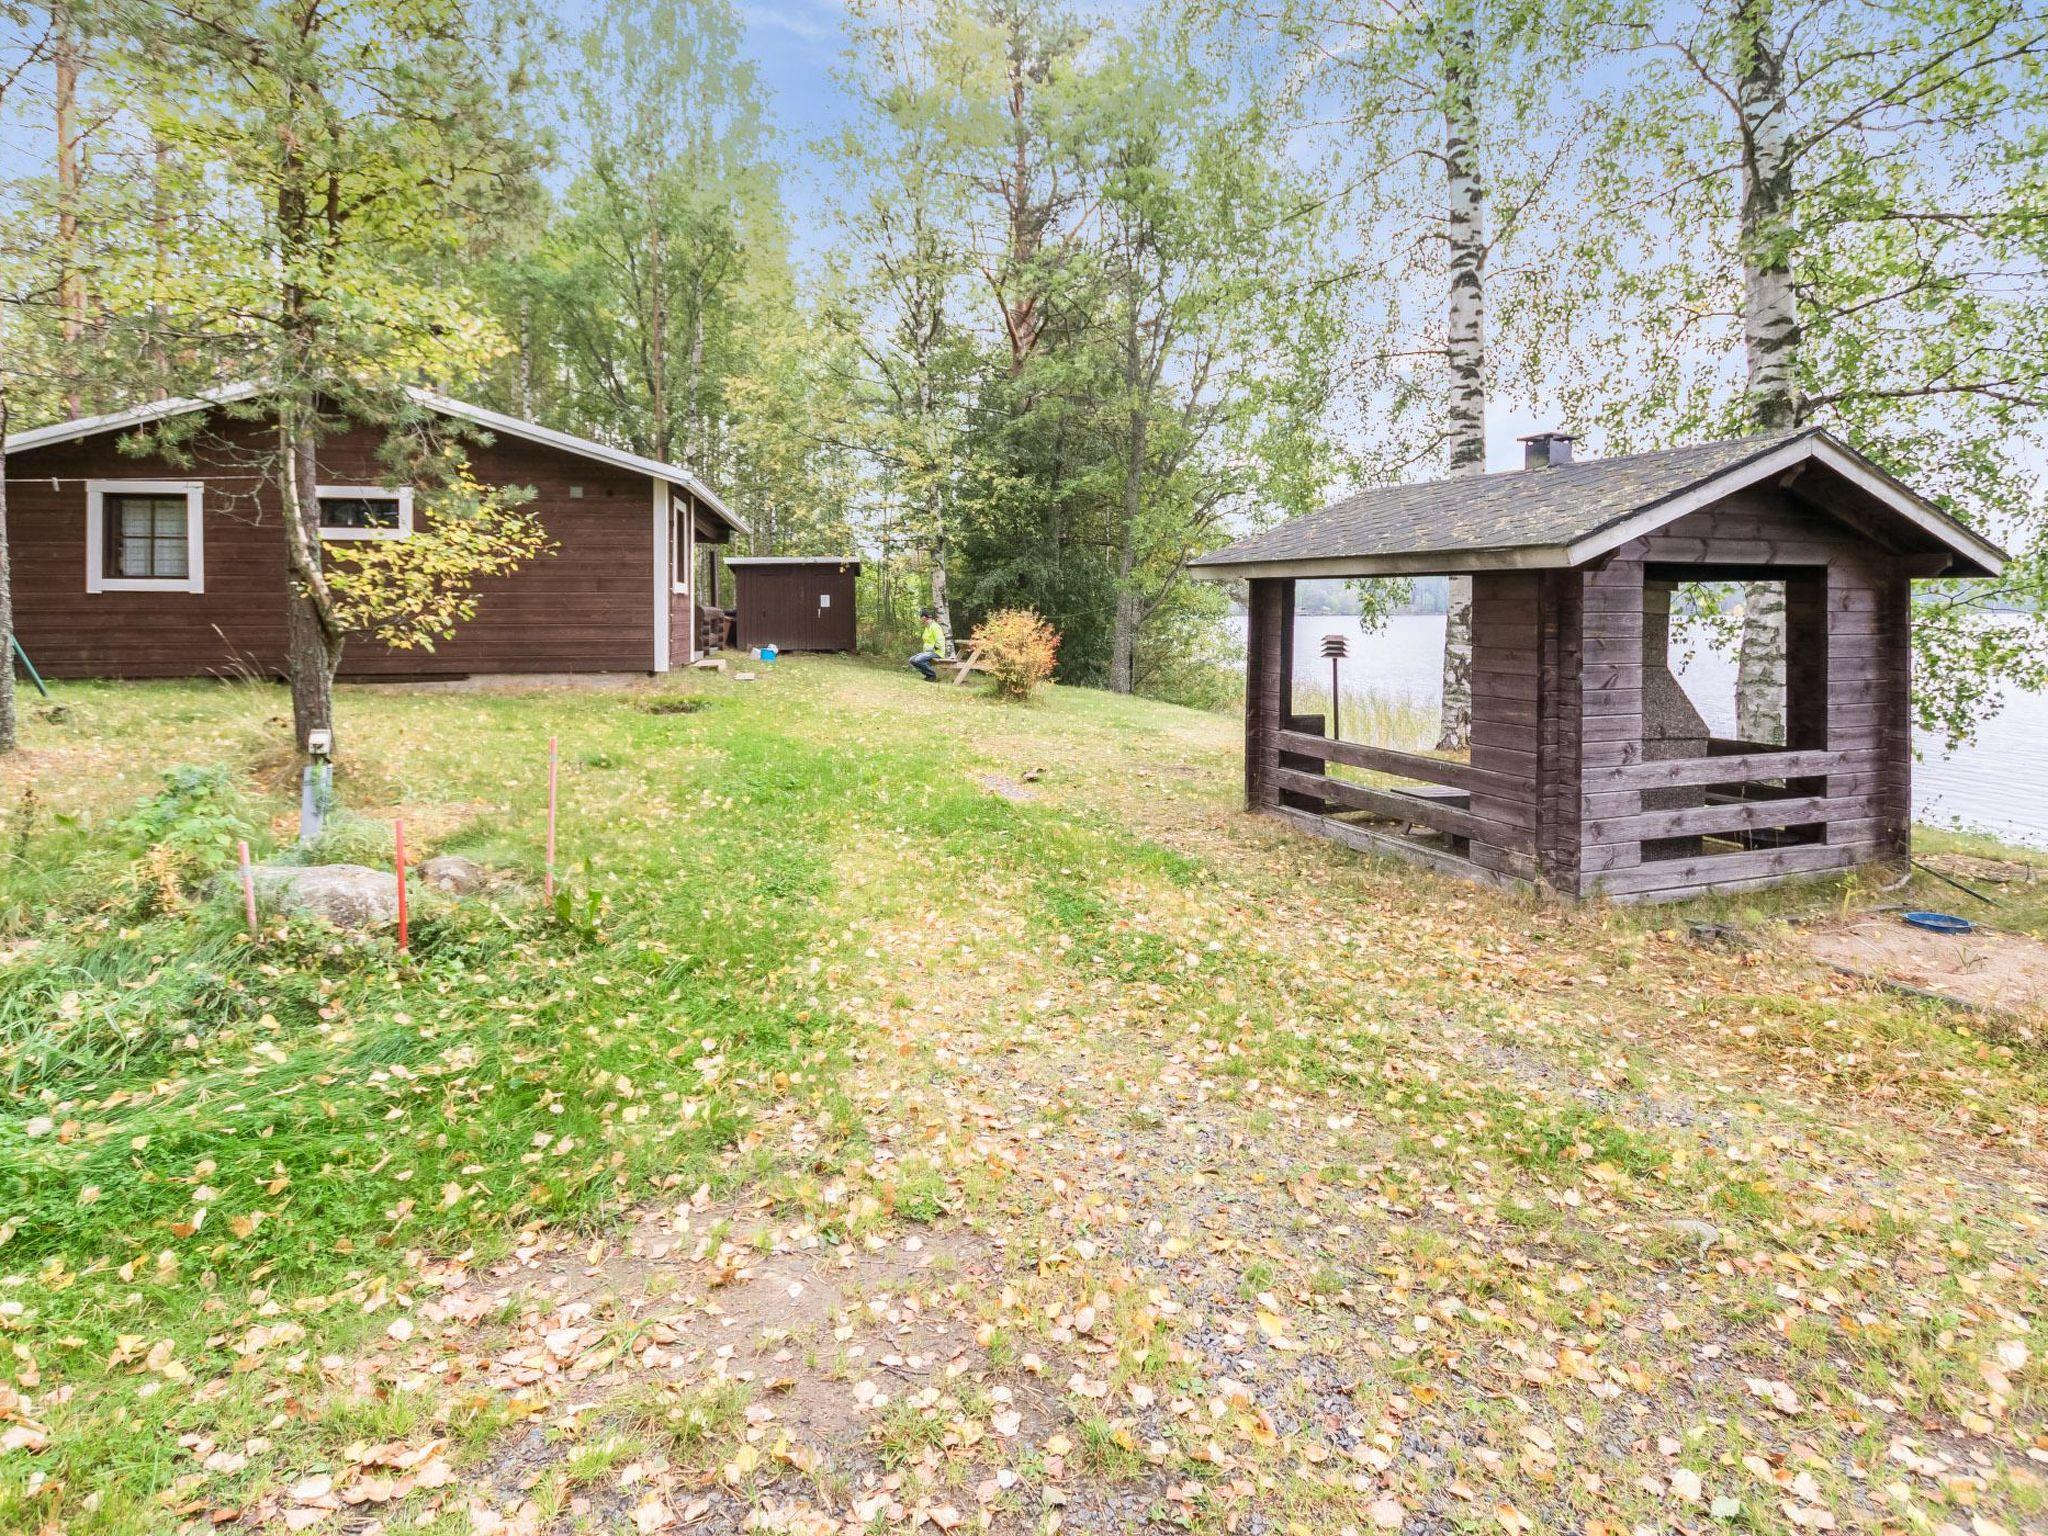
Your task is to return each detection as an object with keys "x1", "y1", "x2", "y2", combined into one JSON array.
[
  {"x1": 405, "y1": 389, "x2": 750, "y2": 537},
  {"x1": 7, "y1": 382, "x2": 265, "y2": 454},
  {"x1": 652, "y1": 480, "x2": 671, "y2": 674}
]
